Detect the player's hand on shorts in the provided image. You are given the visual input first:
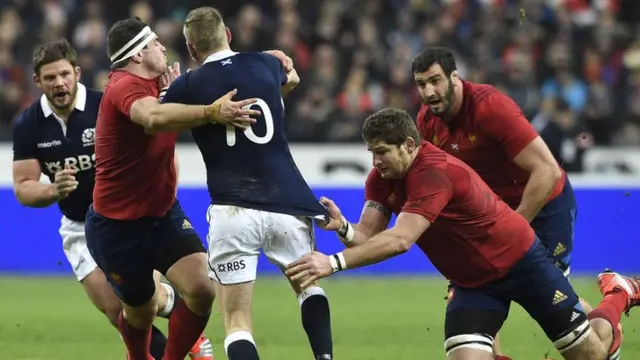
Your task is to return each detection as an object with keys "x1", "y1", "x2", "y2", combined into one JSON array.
[
  {"x1": 157, "y1": 61, "x2": 181, "y2": 89},
  {"x1": 264, "y1": 49, "x2": 294, "y2": 72},
  {"x1": 315, "y1": 196, "x2": 343, "y2": 231},
  {"x1": 53, "y1": 165, "x2": 78, "y2": 199},
  {"x1": 206, "y1": 89, "x2": 260, "y2": 129},
  {"x1": 285, "y1": 251, "x2": 333, "y2": 288}
]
